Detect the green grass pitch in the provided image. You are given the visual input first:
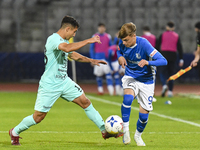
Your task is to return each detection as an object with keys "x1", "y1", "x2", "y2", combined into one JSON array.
[{"x1": 1, "y1": 92, "x2": 200, "y2": 150}]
